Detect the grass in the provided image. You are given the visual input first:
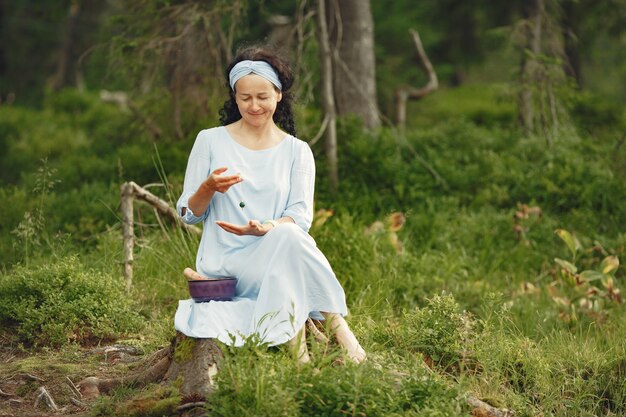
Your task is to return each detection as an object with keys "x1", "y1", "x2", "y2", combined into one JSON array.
[{"x1": 0, "y1": 85, "x2": 625, "y2": 416}]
